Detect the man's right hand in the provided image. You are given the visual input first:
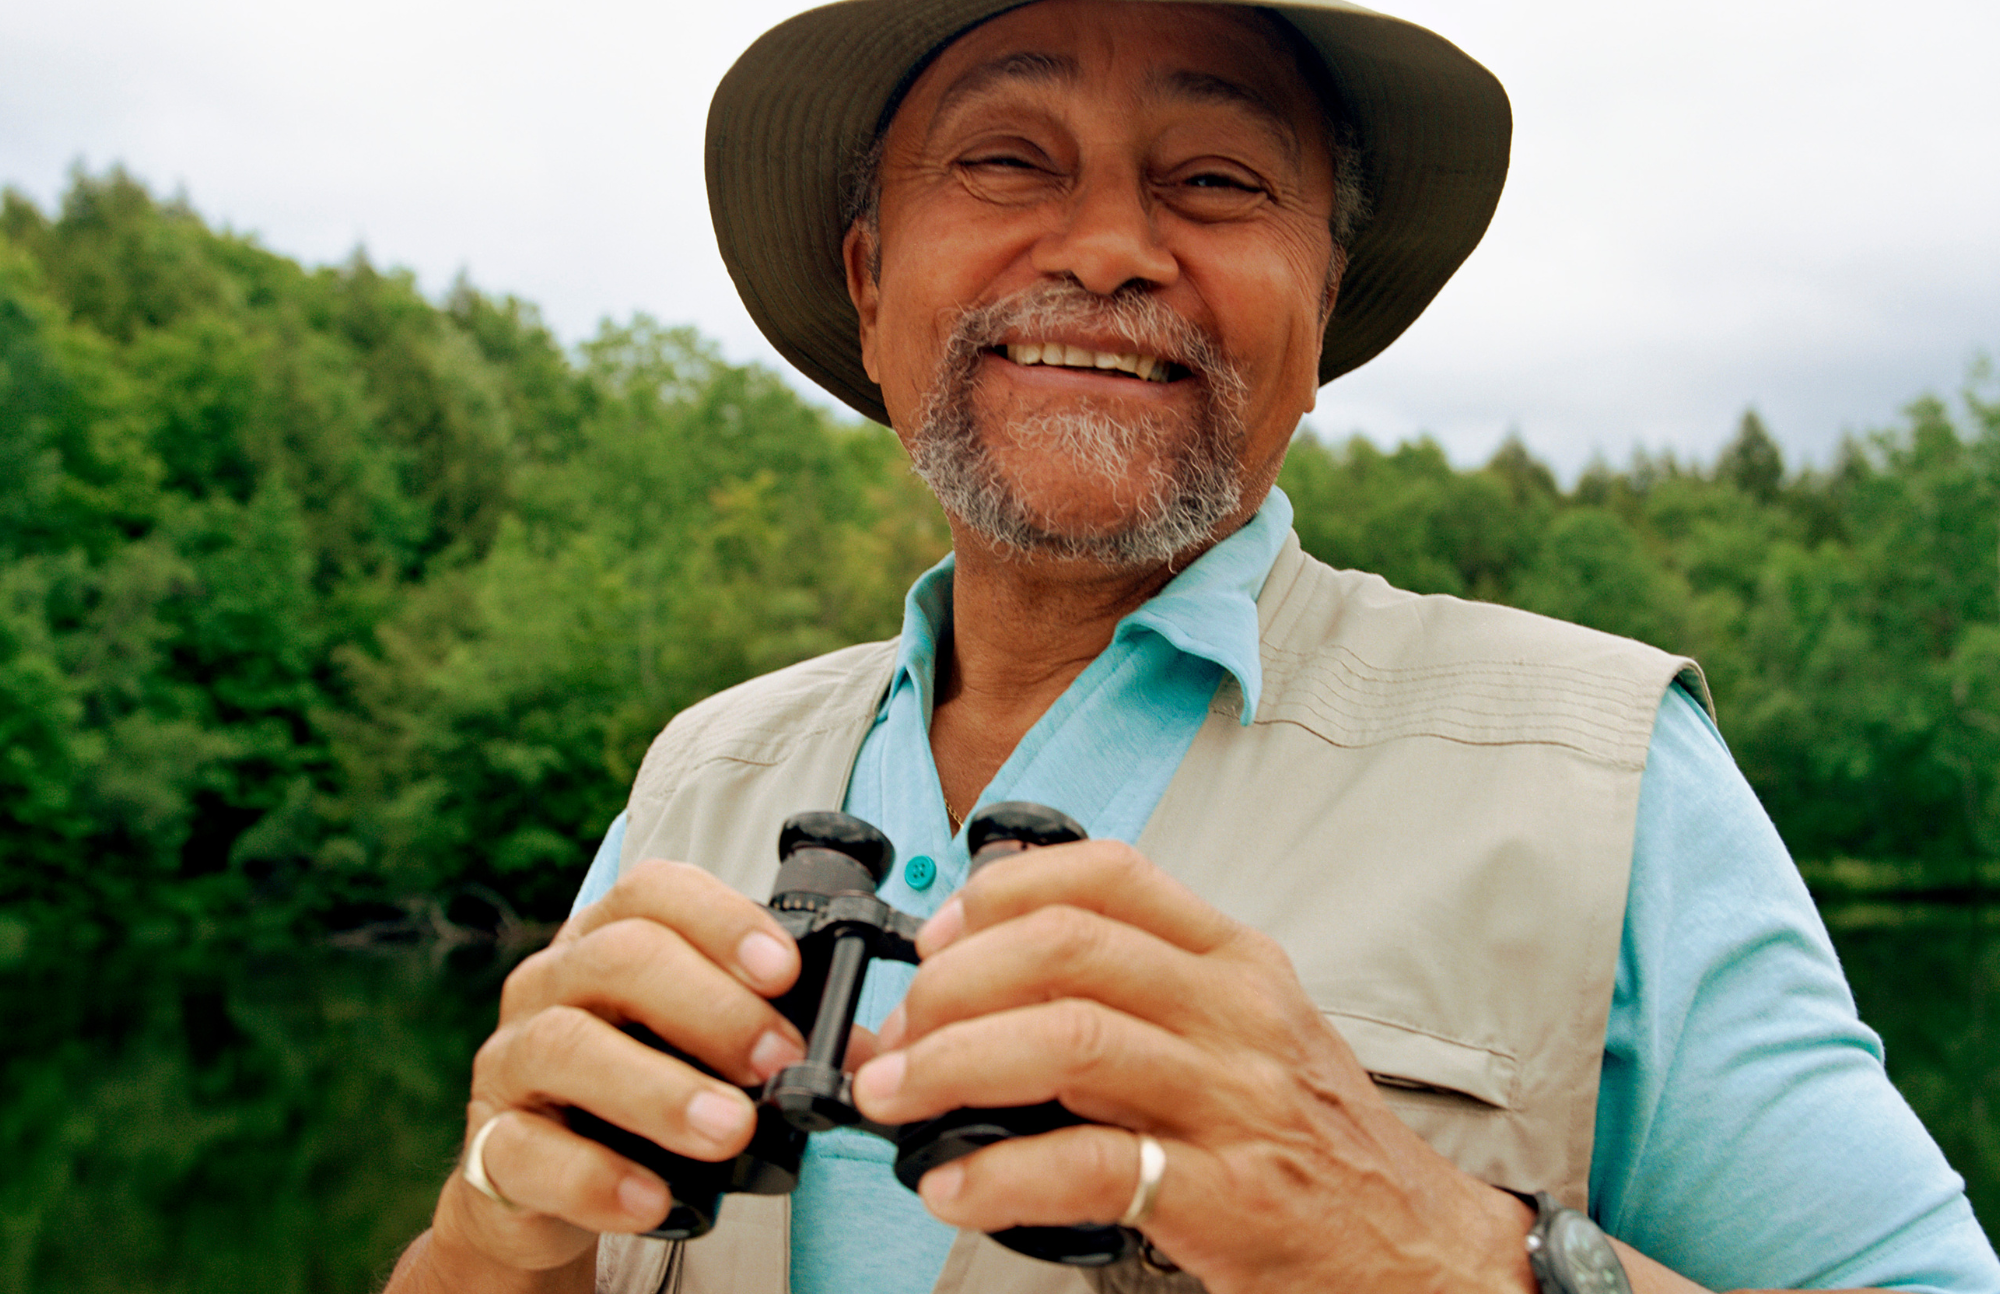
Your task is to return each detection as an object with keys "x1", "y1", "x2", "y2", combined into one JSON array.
[{"x1": 385, "y1": 859, "x2": 809, "y2": 1291}]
